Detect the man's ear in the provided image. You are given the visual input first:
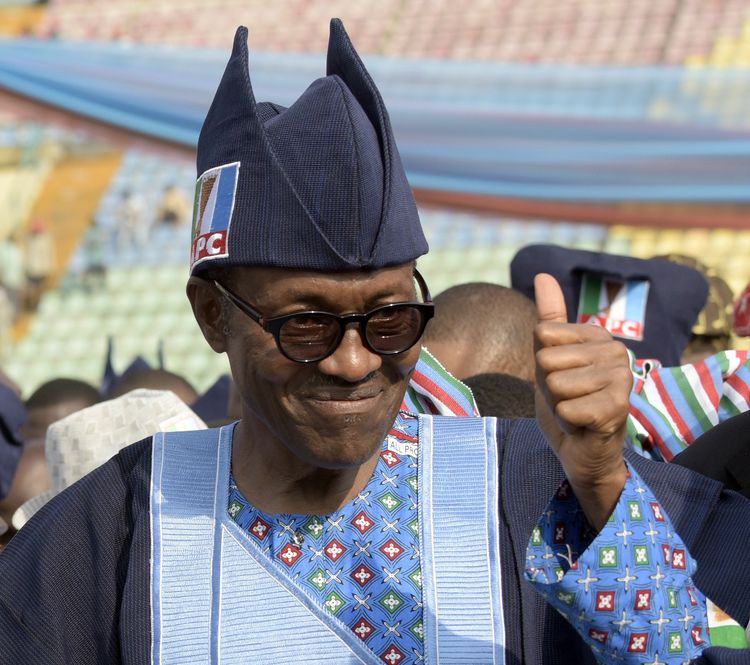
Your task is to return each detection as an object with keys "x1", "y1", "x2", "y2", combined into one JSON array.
[{"x1": 187, "y1": 276, "x2": 227, "y2": 353}]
